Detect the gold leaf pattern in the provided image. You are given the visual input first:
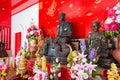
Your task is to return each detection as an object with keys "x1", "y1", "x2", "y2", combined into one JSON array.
[
  {"x1": 56, "y1": 20, "x2": 59, "y2": 22},
  {"x1": 86, "y1": 12, "x2": 93, "y2": 16},
  {"x1": 106, "y1": 7, "x2": 109, "y2": 11},
  {"x1": 69, "y1": 4, "x2": 73, "y2": 8},
  {"x1": 61, "y1": 1, "x2": 64, "y2": 4},
  {"x1": 46, "y1": 29, "x2": 52, "y2": 36},
  {"x1": 47, "y1": 0, "x2": 57, "y2": 17},
  {"x1": 39, "y1": 1, "x2": 43, "y2": 10},
  {"x1": 94, "y1": 0, "x2": 102, "y2": 4}
]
